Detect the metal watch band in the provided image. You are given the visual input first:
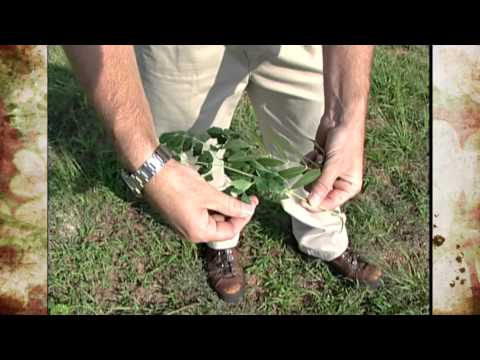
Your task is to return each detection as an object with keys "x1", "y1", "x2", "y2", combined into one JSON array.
[{"x1": 121, "y1": 145, "x2": 171, "y2": 197}]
